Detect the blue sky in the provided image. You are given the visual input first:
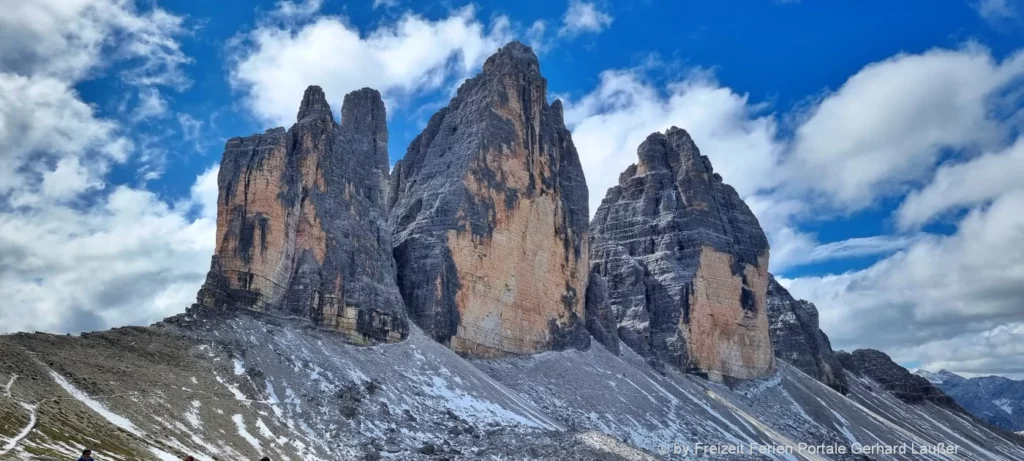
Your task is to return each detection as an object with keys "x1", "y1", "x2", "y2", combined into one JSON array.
[{"x1": 2, "y1": 0, "x2": 1023, "y2": 378}]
